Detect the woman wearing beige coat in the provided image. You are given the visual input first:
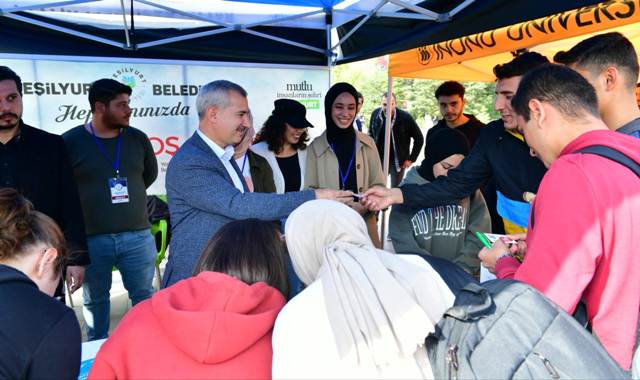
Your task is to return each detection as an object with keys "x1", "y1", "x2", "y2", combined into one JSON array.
[{"x1": 306, "y1": 82, "x2": 385, "y2": 247}]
